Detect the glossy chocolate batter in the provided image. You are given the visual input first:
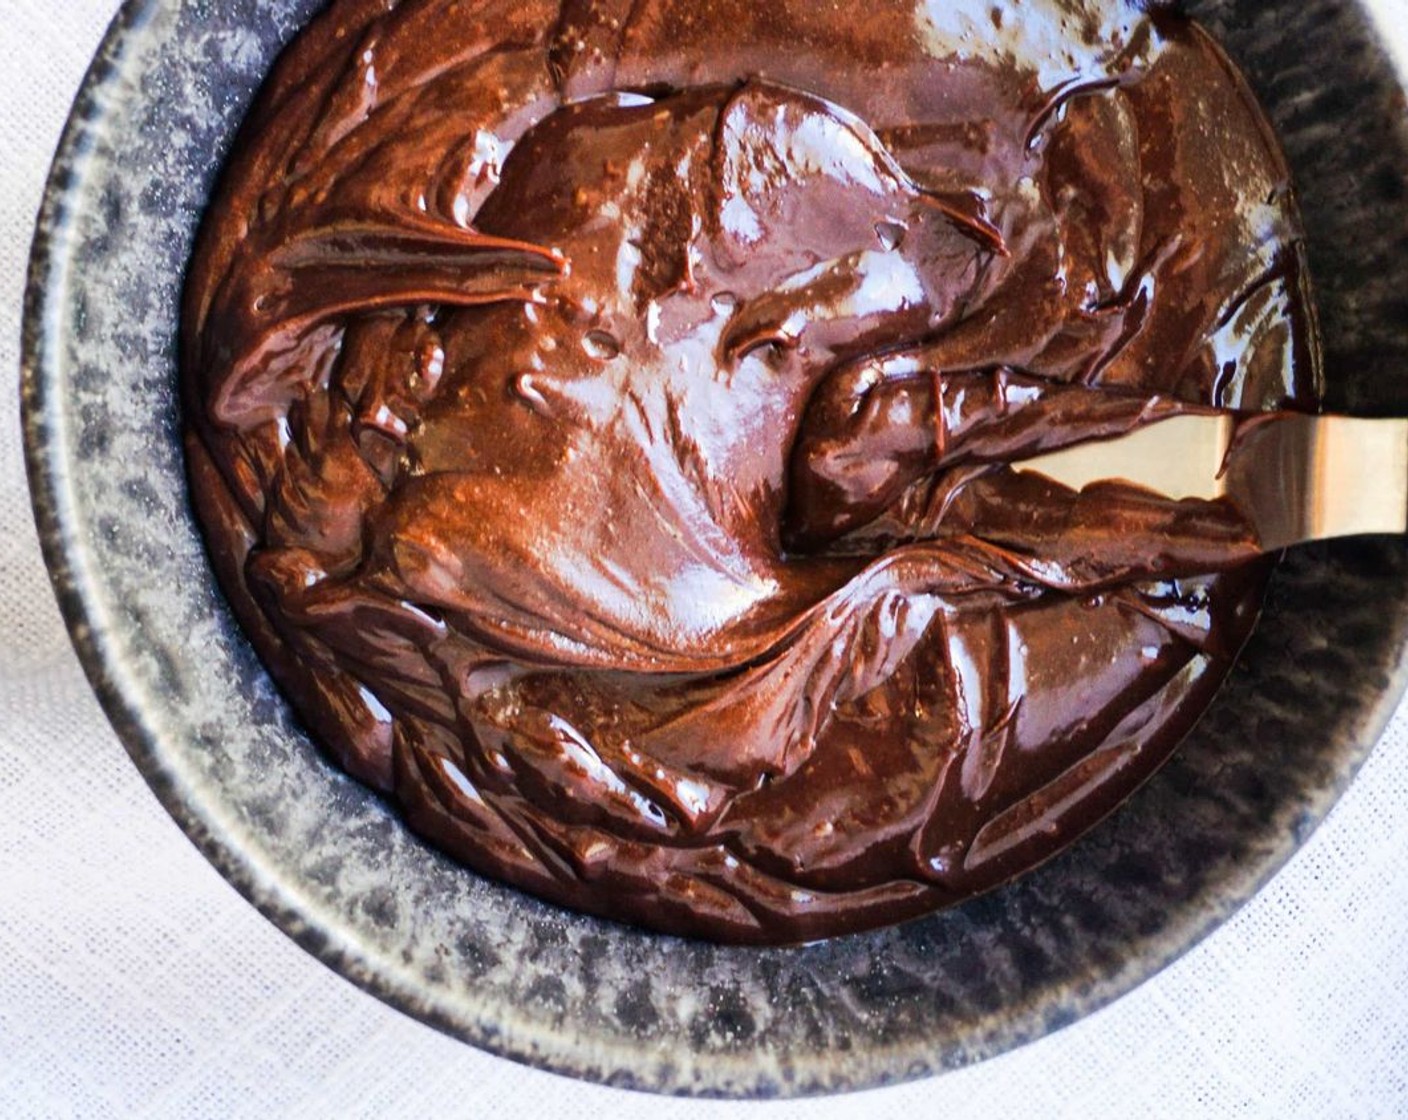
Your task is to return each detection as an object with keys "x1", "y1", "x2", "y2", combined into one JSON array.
[{"x1": 183, "y1": 0, "x2": 1321, "y2": 943}]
